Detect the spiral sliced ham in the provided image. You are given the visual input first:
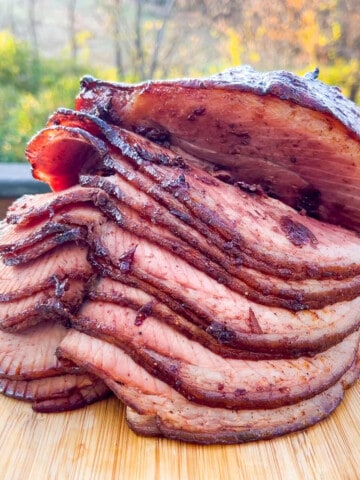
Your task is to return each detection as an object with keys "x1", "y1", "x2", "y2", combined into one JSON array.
[{"x1": 1, "y1": 67, "x2": 360, "y2": 442}]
